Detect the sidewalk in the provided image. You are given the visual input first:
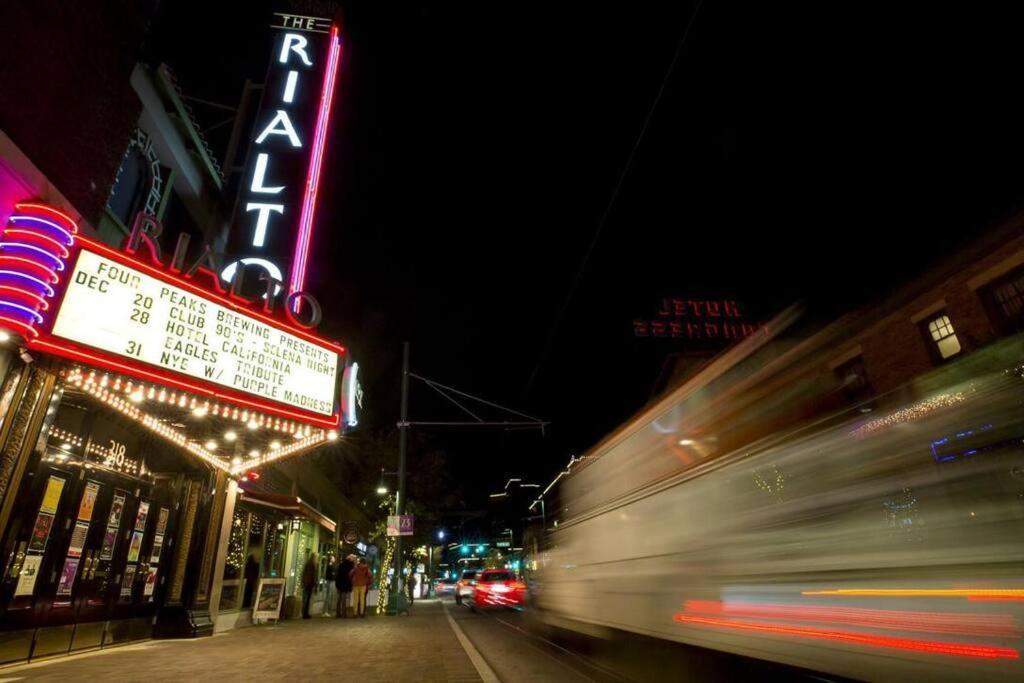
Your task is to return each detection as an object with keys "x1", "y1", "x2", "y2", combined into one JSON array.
[{"x1": 0, "y1": 600, "x2": 483, "y2": 682}]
